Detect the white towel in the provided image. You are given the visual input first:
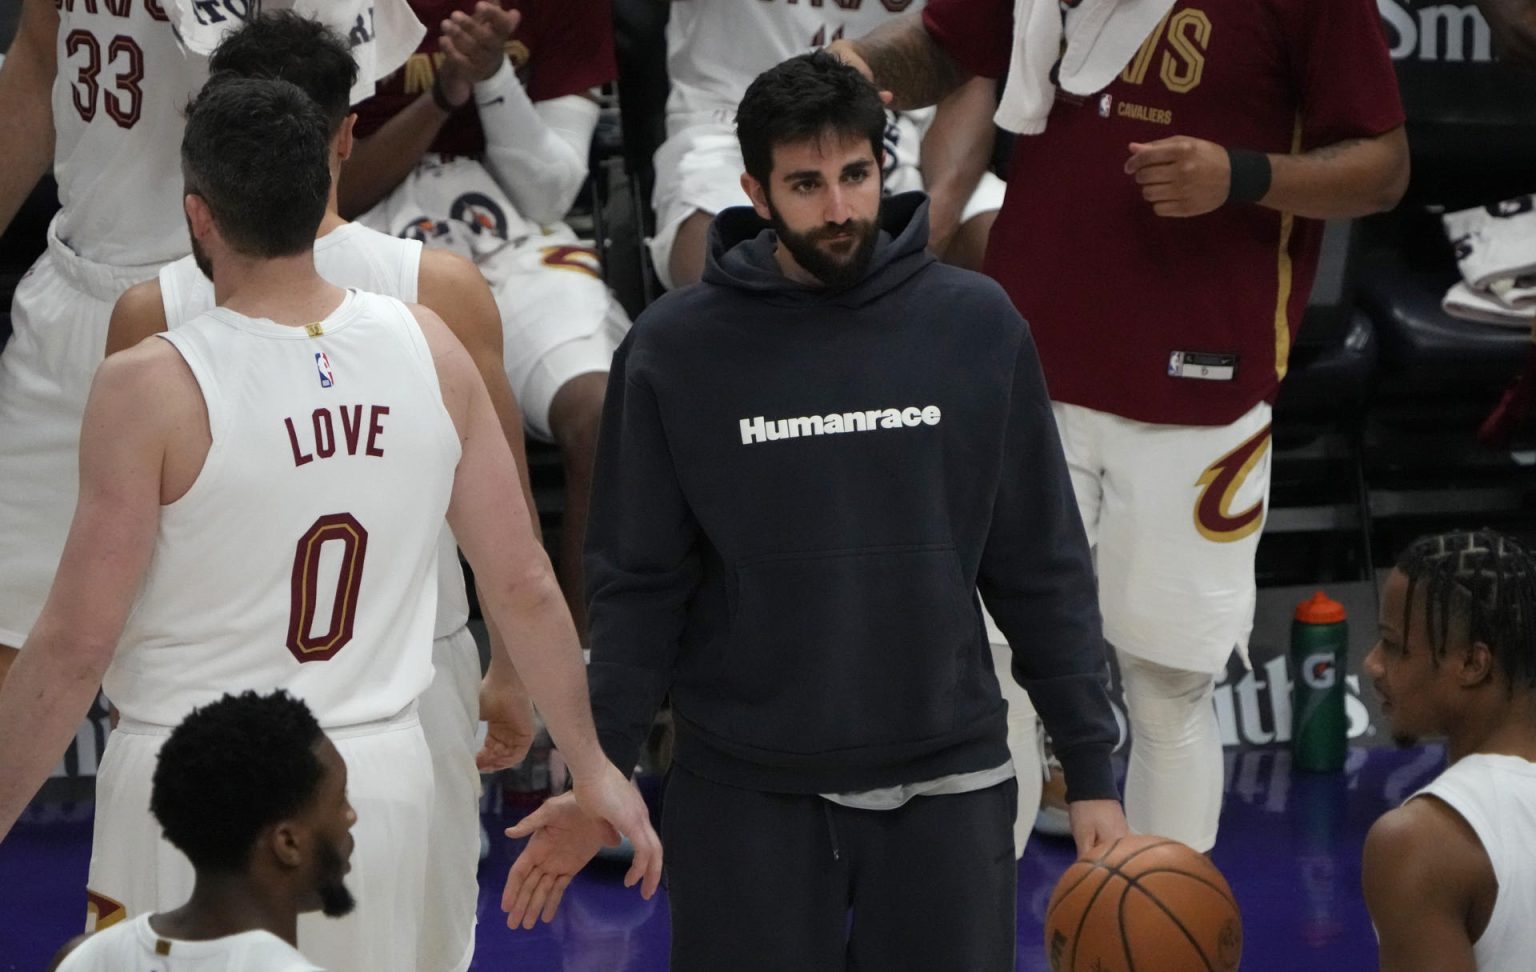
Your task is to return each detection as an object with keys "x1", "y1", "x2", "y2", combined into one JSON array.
[
  {"x1": 993, "y1": 0, "x2": 1178, "y2": 135},
  {"x1": 1442, "y1": 281, "x2": 1536, "y2": 328},
  {"x1": 168, "y1": 0, "x2": 425, "y2": 105},
  {"x1": 1442, "y1": 195, "x2": 1536, "y2": 306}
]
